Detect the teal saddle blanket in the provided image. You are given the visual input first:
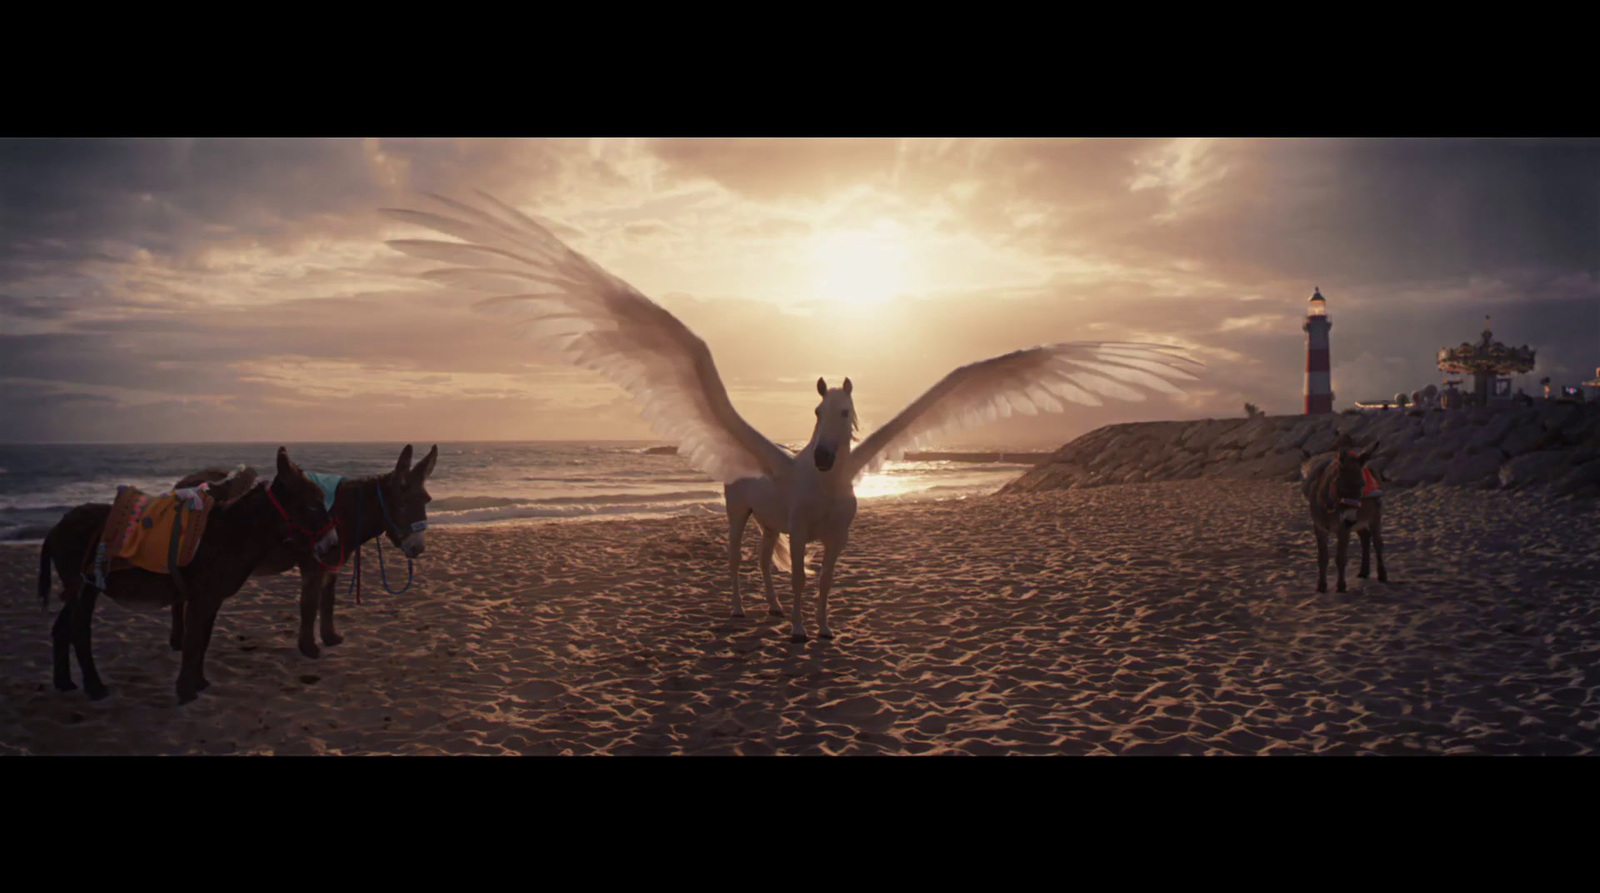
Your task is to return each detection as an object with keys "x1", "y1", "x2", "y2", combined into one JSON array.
[{"x1": 304, "y1": 472, "x2": 345, "y2": 514}]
